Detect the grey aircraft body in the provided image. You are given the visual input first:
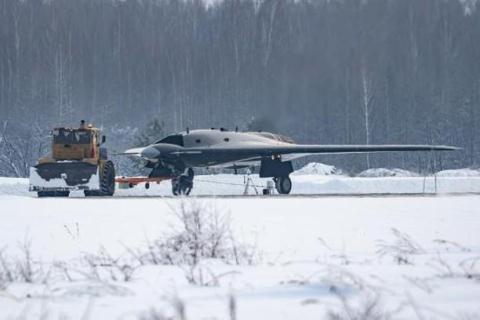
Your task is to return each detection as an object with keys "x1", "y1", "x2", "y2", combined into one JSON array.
[{"x1": 124, "y1": 128, "x2": 457, "y2": 195}]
